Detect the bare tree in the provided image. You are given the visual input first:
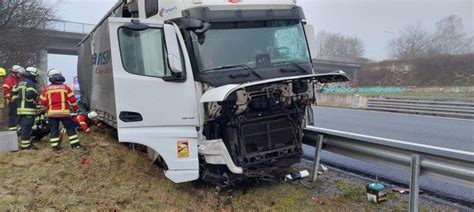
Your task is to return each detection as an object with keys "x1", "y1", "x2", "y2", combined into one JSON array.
[
  {"x1": 429, "y1": 15, "x2": 473, "y2": 55},
  {"x1": 315, "y1": 31, "x2": 365, "y2": 59},
  {"x1": 388, "y1": 22, "x2": 432, "y2": 60},
  {"x1": 0, "y1": 0, "x2": 56, "y2": 71}
]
